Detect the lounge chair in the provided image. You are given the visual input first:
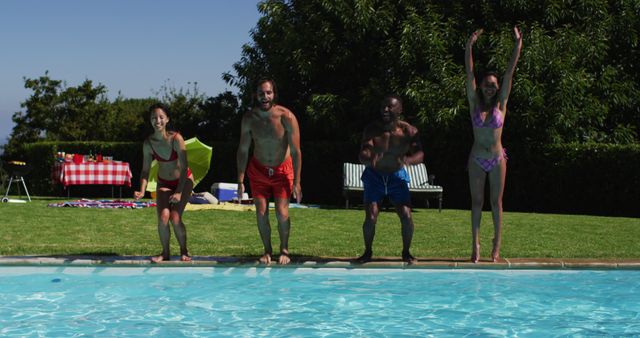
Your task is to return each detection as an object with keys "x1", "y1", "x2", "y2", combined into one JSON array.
[{"x1": 342, "y1": 162, "x2": 444, "y2": 211}]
